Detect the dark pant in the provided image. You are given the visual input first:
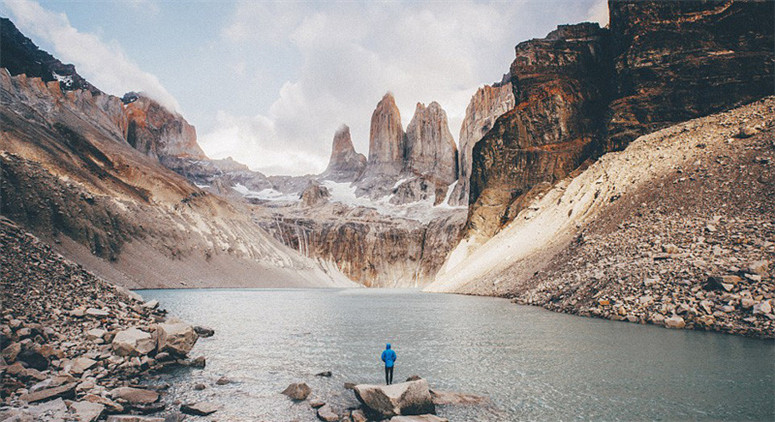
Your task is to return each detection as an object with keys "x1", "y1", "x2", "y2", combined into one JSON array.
[{"x1": 385, "y1": 365, "x2": 394, "y2": 385}]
